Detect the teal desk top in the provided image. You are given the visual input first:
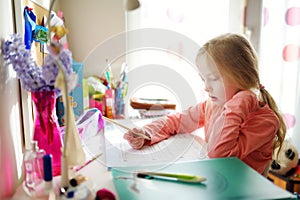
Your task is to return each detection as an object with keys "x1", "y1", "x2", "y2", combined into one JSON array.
[{"x1": 111, "y1": 157, "x2": 296, "y2": 200}]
